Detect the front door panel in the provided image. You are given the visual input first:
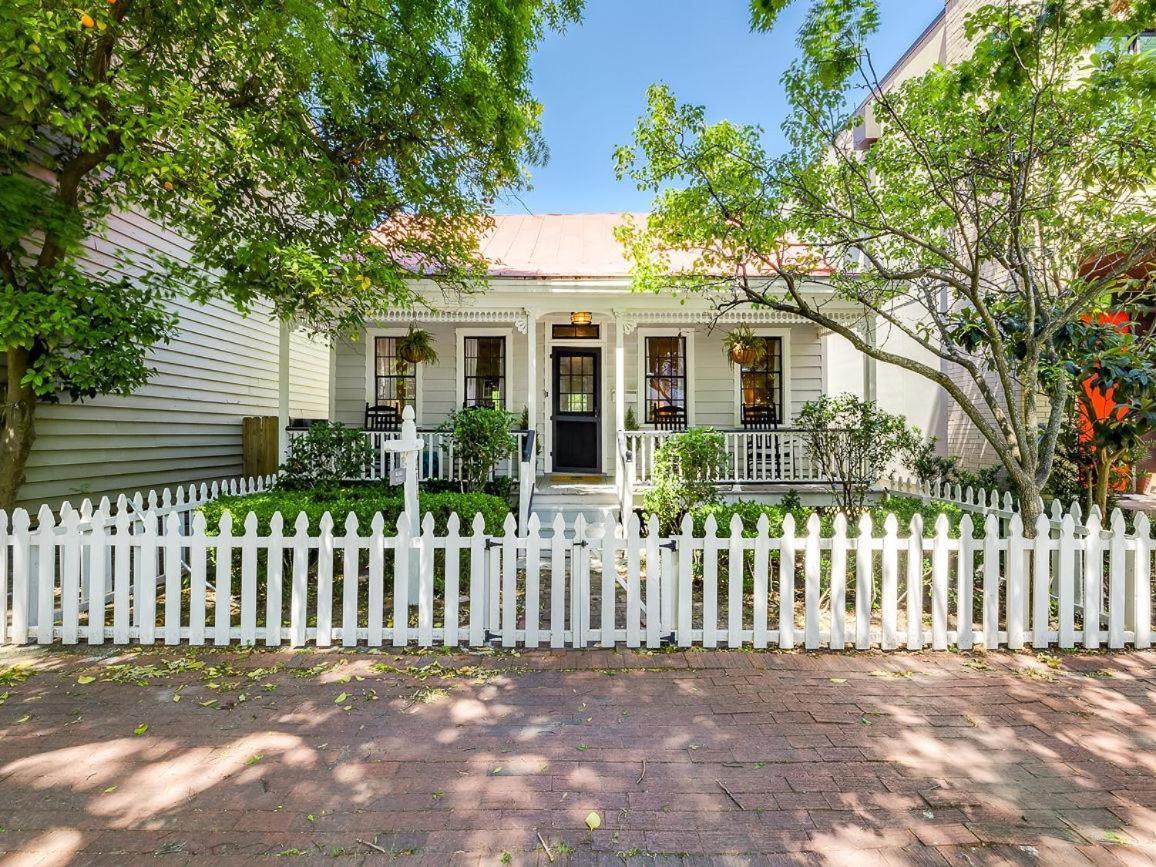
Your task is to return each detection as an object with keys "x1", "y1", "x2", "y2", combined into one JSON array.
[{"x1": 553, "y1": 349, "x2": 600, "y2": 473}]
